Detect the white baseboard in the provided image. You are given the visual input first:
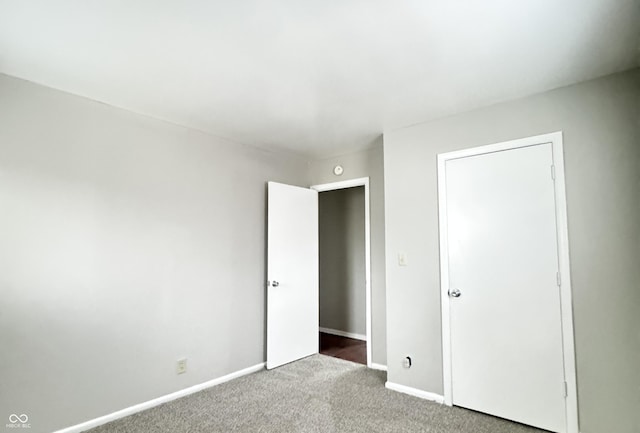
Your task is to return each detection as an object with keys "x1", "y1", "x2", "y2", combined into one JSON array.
[
  {"x1": 369, "y1": 363, "x2": 387, "y2": 371},
  {"x1": 385, "y1": 381, "x2": 444, "y2": 404},
  {"x1": 54, "y1": 362, "x2": 266, "y2": 433},
  {"x1": 319, "y1": 327, "x2": 366, "y2": 341}
]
